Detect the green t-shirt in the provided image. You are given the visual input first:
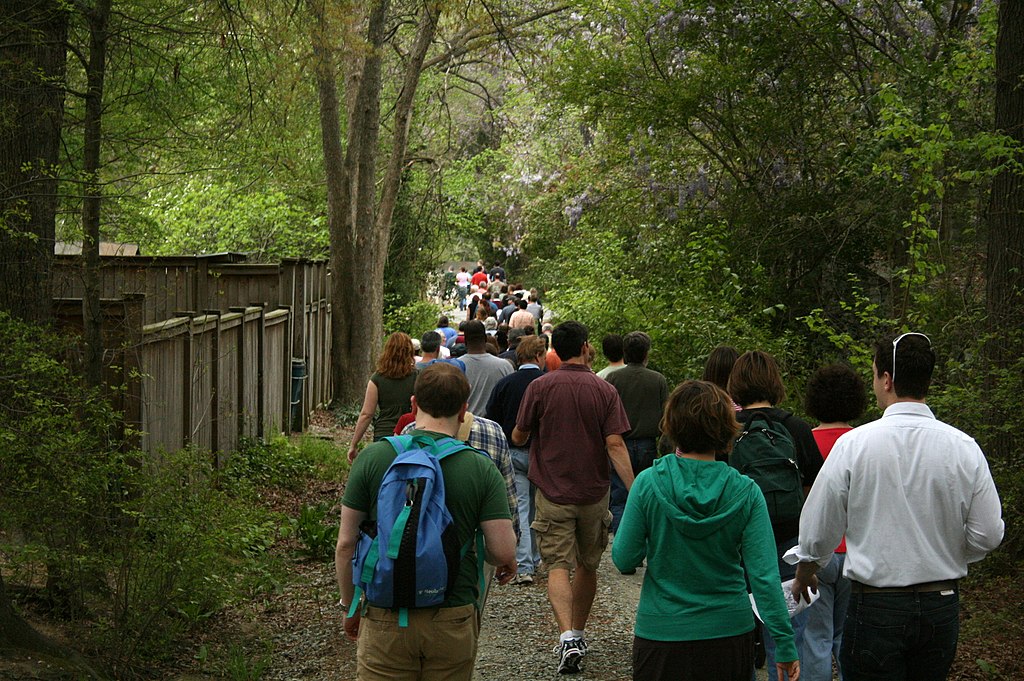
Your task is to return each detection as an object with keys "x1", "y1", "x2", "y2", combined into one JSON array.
[
  {"x1": 342, "y1": 430, "x2": 511, "y2": 607},
  {"x1": 369, "y1": 371, "x2": 417, "y2": 438}
]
